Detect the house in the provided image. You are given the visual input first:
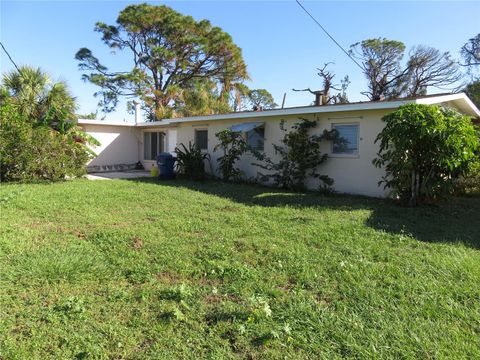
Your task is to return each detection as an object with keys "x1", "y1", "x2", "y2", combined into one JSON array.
[{"x1": 79, "y1": 93, "x2": 480, "y2": 197}]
